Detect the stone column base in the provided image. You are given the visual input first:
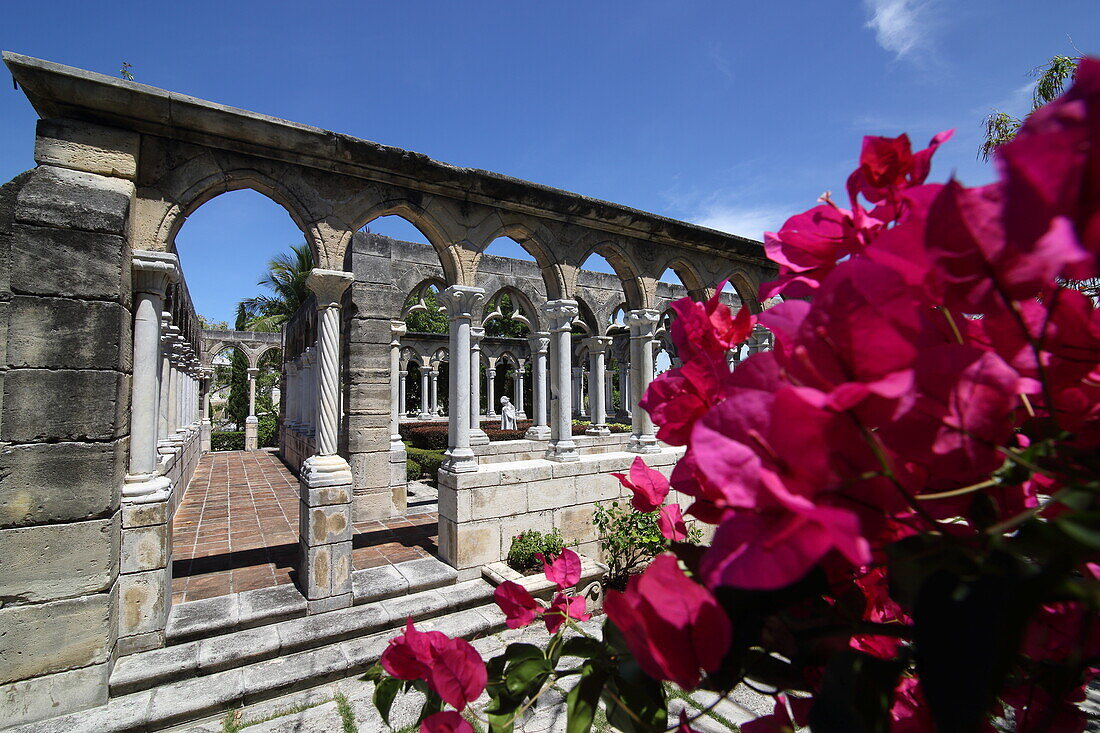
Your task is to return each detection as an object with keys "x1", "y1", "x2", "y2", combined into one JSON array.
[
  {"x1": 244, "y1": 416, "x2": 259, "y2": 451},
  {"x1": 524, "y1": 425, "x2": 551, "y2": 440},
  {"x1": 200, "y1": 419, "x2": 211, "y2": 452},
  {"x1": 628, "y1": 435, "x2": 661, "y2": 454},
  {"x1": 545, "y1": 441, "x2": 580, "y2": 462},
  {"x1": 298, "y1": 454, "x2": 353, "y2": 613},
  {"x1": 585, "y1": 425, "x2": 611, "y2": 436},
  {"x1": 470, "y1": 428, "x2": 490, "y2": 445}
]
